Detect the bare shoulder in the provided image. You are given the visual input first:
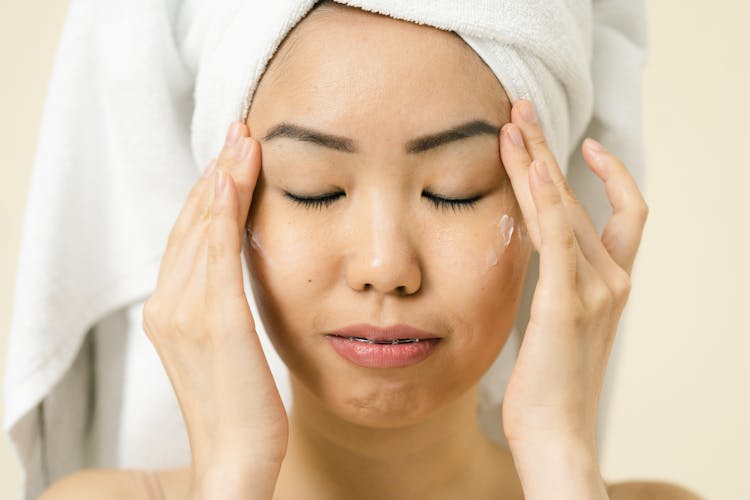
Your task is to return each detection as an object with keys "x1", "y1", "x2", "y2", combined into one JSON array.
[
  {"x1": 39, "y1": 468, "x2": 143, "y2": 500},
  {"x1": 606, "y1": 479, "x2": 705, "y2": 500},
  {"x1": 38, "y1": 467, "x2": 190, "y2": 500}
]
